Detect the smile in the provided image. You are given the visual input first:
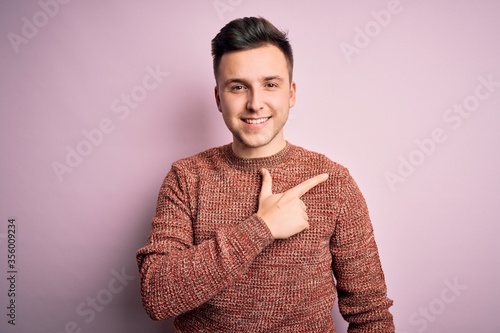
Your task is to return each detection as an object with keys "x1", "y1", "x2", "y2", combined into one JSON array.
[{"x1": 243, "y1": 117, "x2": 270, "y2": 124}]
